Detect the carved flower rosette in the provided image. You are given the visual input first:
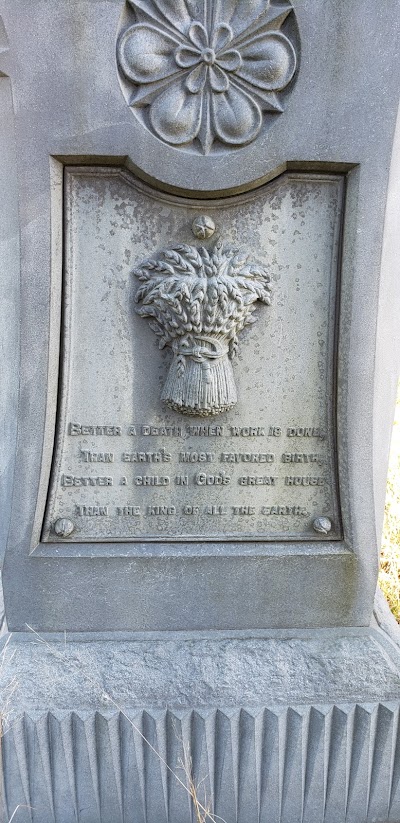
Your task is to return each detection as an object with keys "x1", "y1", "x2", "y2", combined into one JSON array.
[
  {"x1": 117, "y1": 0, "x2": 298, "y2": 154},
  {"x1": 134, "y1": 241, "x2": 271, "y2": 416}
]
